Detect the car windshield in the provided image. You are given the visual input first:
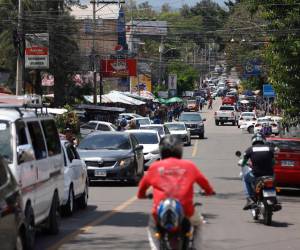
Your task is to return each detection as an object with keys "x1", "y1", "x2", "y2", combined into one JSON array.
[
  {"x1": 0, "y1": 120, "x2": 12, "y2": 162},
  {"x1": 179, "y1": 114, "x2": 202, "y2": 122},
  {"x1": 81, "y1": 122, "x2": 97, "y2": 130},
  {"x1": 187, "y1": 100, "x2": 196, "y2": 104},
  {"x1": 136, "y1": 118, "x2": 150, "y2": 125},
  {"x1": 269, "y1": 140, "x2": 300, "y2": 151},
  {"x1": 78, "y1": 133, "x2": 131, "y2": 150},
  {"x1": 242, "y1": 113, "x2": 255, "y2": 117},
  {"x1": 165, "y1": 123, "x2": 186, "y2": 131},
  {"x1": 141, "y1": 126, "x2": 164, "y2": 136},
  {"x1": 131, "y1": 133, "x2": 158, "y2": 144},
  {"x1": 220, "y1": 106, "x2": 234, "y2": 111}
]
